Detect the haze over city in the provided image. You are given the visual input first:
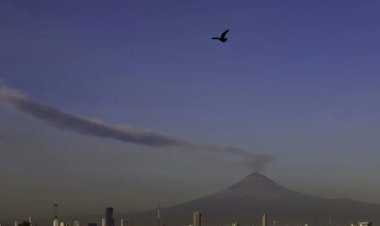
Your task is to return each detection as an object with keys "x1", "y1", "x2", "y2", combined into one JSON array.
[{"x1": 0, "y1": 0, "x2": 379, "y2": 223}]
